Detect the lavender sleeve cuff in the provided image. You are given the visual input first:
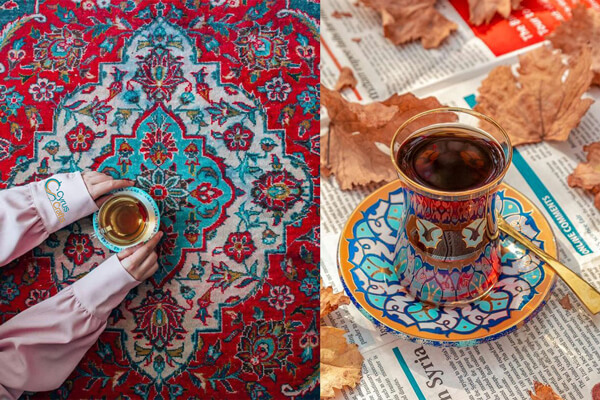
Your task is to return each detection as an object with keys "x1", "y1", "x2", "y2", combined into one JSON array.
[
  {"x1": 71, "y1": 255, "x2": 140, "y2": 321},
  {"x1": 30, "y1": 172, "x2": 98, "y2": 233}
]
